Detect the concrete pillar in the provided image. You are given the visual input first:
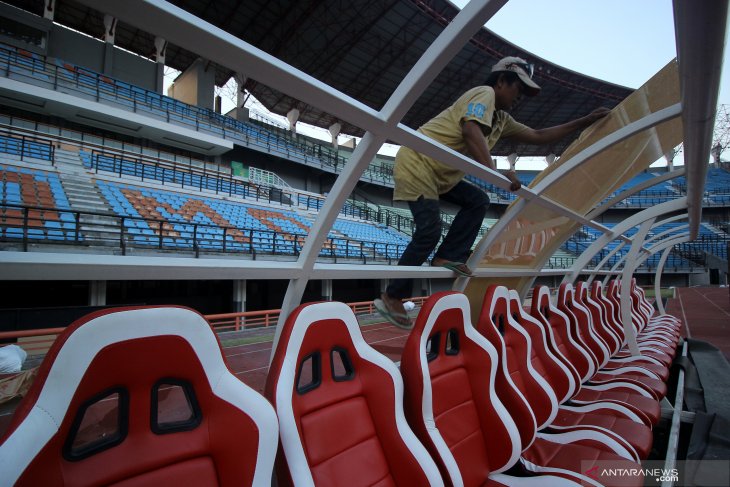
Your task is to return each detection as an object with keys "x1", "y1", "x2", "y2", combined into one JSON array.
[
  {"x1": 101, "y1": 15, "x2": 116, "y2": 76},
  {"x1": 329, "y1": 122, "x2": 341, "y2": 149},
  {"x1": 322, "y1": 279, "x2": 333, "y2": 301},
  {"x1": 102, "y1": 43, "x2": 114, "y2": 76},
  {"x1": 89, "y1": 280, "x2": 107, "y2": 306},
  {"x1": 167, "y1": 57, "x2": 215, "y2": 110},
  {"x1": 235, "y1": 73, "x2": 247, "y2": 108},
  {"x1": 665, "y1": 148, "x2": 677, "y2": 170},
  {"x1": 231, "y1": 73, "x2": 250, "y2": 122},
  {"x1": 711, "y1": 143, "x2": 722, "y2": 166},
  {"x1": 154, "y1": 37, "x2": 167, "y2": 93},
  {"x1": 43, "y1": 0, "x2": 56, "y2": 20},
  {"x1": 103, "y1": 15, "x2": 117, "y2": 44},
  {"x1": 287, "y1": 108, "x2": 300, "y2": 135},
  {"x1": 233, "y1": 280, "x2": 246, "y2": 312},
  {"x1": 420, "y1": 278, "x2": 431, "y2": 297}
]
